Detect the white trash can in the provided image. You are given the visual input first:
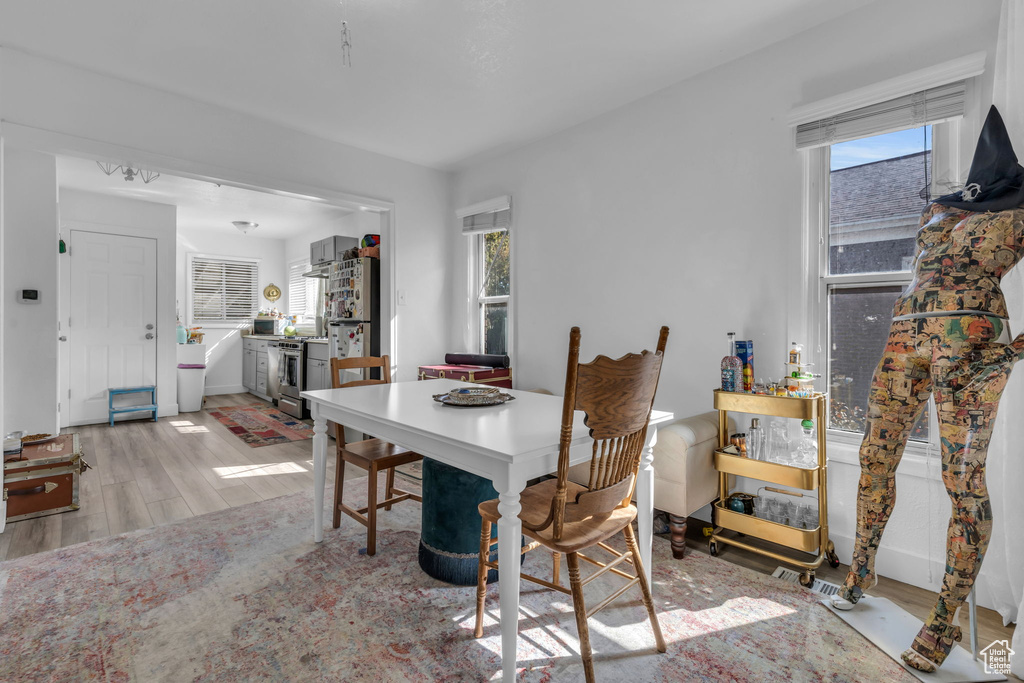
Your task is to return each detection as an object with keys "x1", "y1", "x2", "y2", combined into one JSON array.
[{"x1": 176, "y1": 343, "x2": 208, "y2": 413}]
